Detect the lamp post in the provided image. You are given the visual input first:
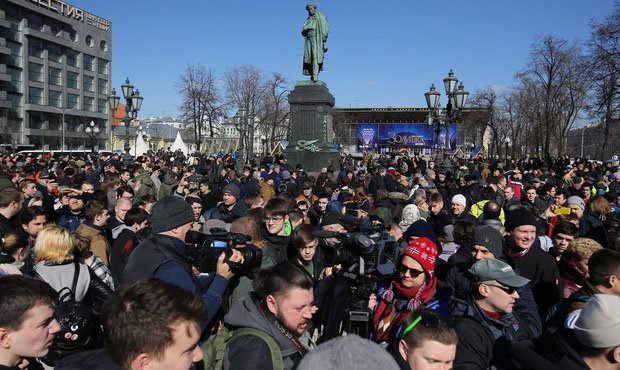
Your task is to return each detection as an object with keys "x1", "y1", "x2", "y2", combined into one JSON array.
[
  {"x1": 233, "y1": 108, "x2": 250, "y2": 171},
  {"x1": 504, "y1": 137, "x2": 511, "y2": 161},
  {"x1": 108, "y1": 78, "x2": 144, "y2": 167},
  {"x1": 50, "y1": 107, "x2": 76, "y2": 150},
  {"x1": 424, "y1": 70, "x2": 469, "y2": 159},
  {"x1": 85, "y1": 120, "x2": 100, "y2": 153}
]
